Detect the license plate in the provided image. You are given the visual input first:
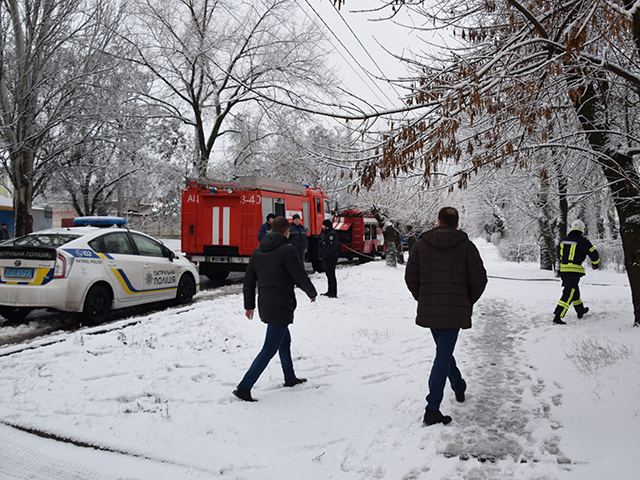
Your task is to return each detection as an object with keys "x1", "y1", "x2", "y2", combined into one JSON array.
[{"x1": 4, "y1": 267, "x2": 34, "y2": 278}]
